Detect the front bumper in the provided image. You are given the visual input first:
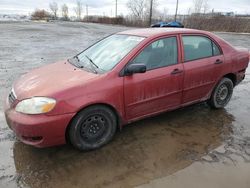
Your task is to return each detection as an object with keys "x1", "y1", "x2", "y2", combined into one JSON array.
[{"x1": 4, "y1": 98, "x2": 75, "y2": 148}]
